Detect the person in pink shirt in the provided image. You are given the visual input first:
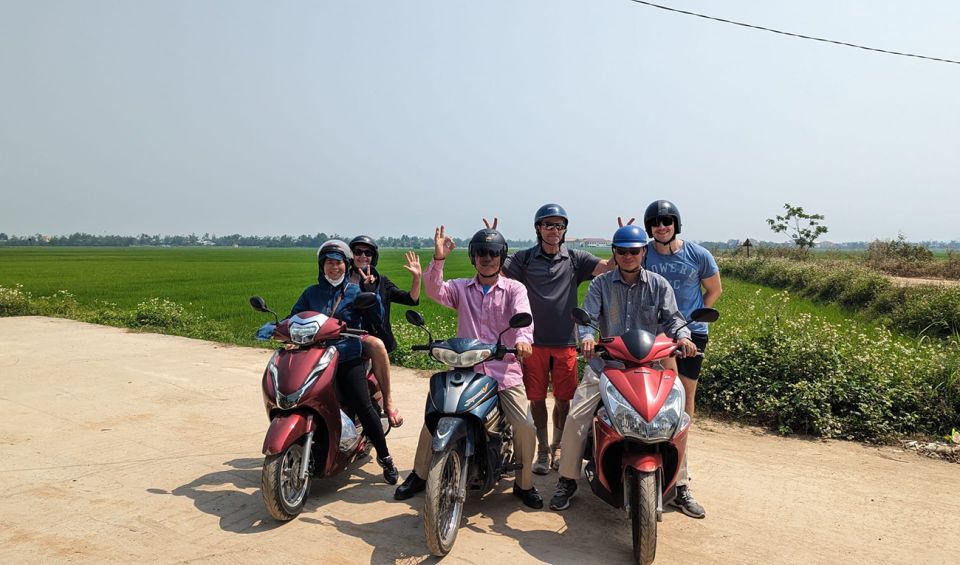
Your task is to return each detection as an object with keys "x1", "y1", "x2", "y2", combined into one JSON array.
[{"x1": 393, "y1": 225, "x2": 543, "y2": 509}]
